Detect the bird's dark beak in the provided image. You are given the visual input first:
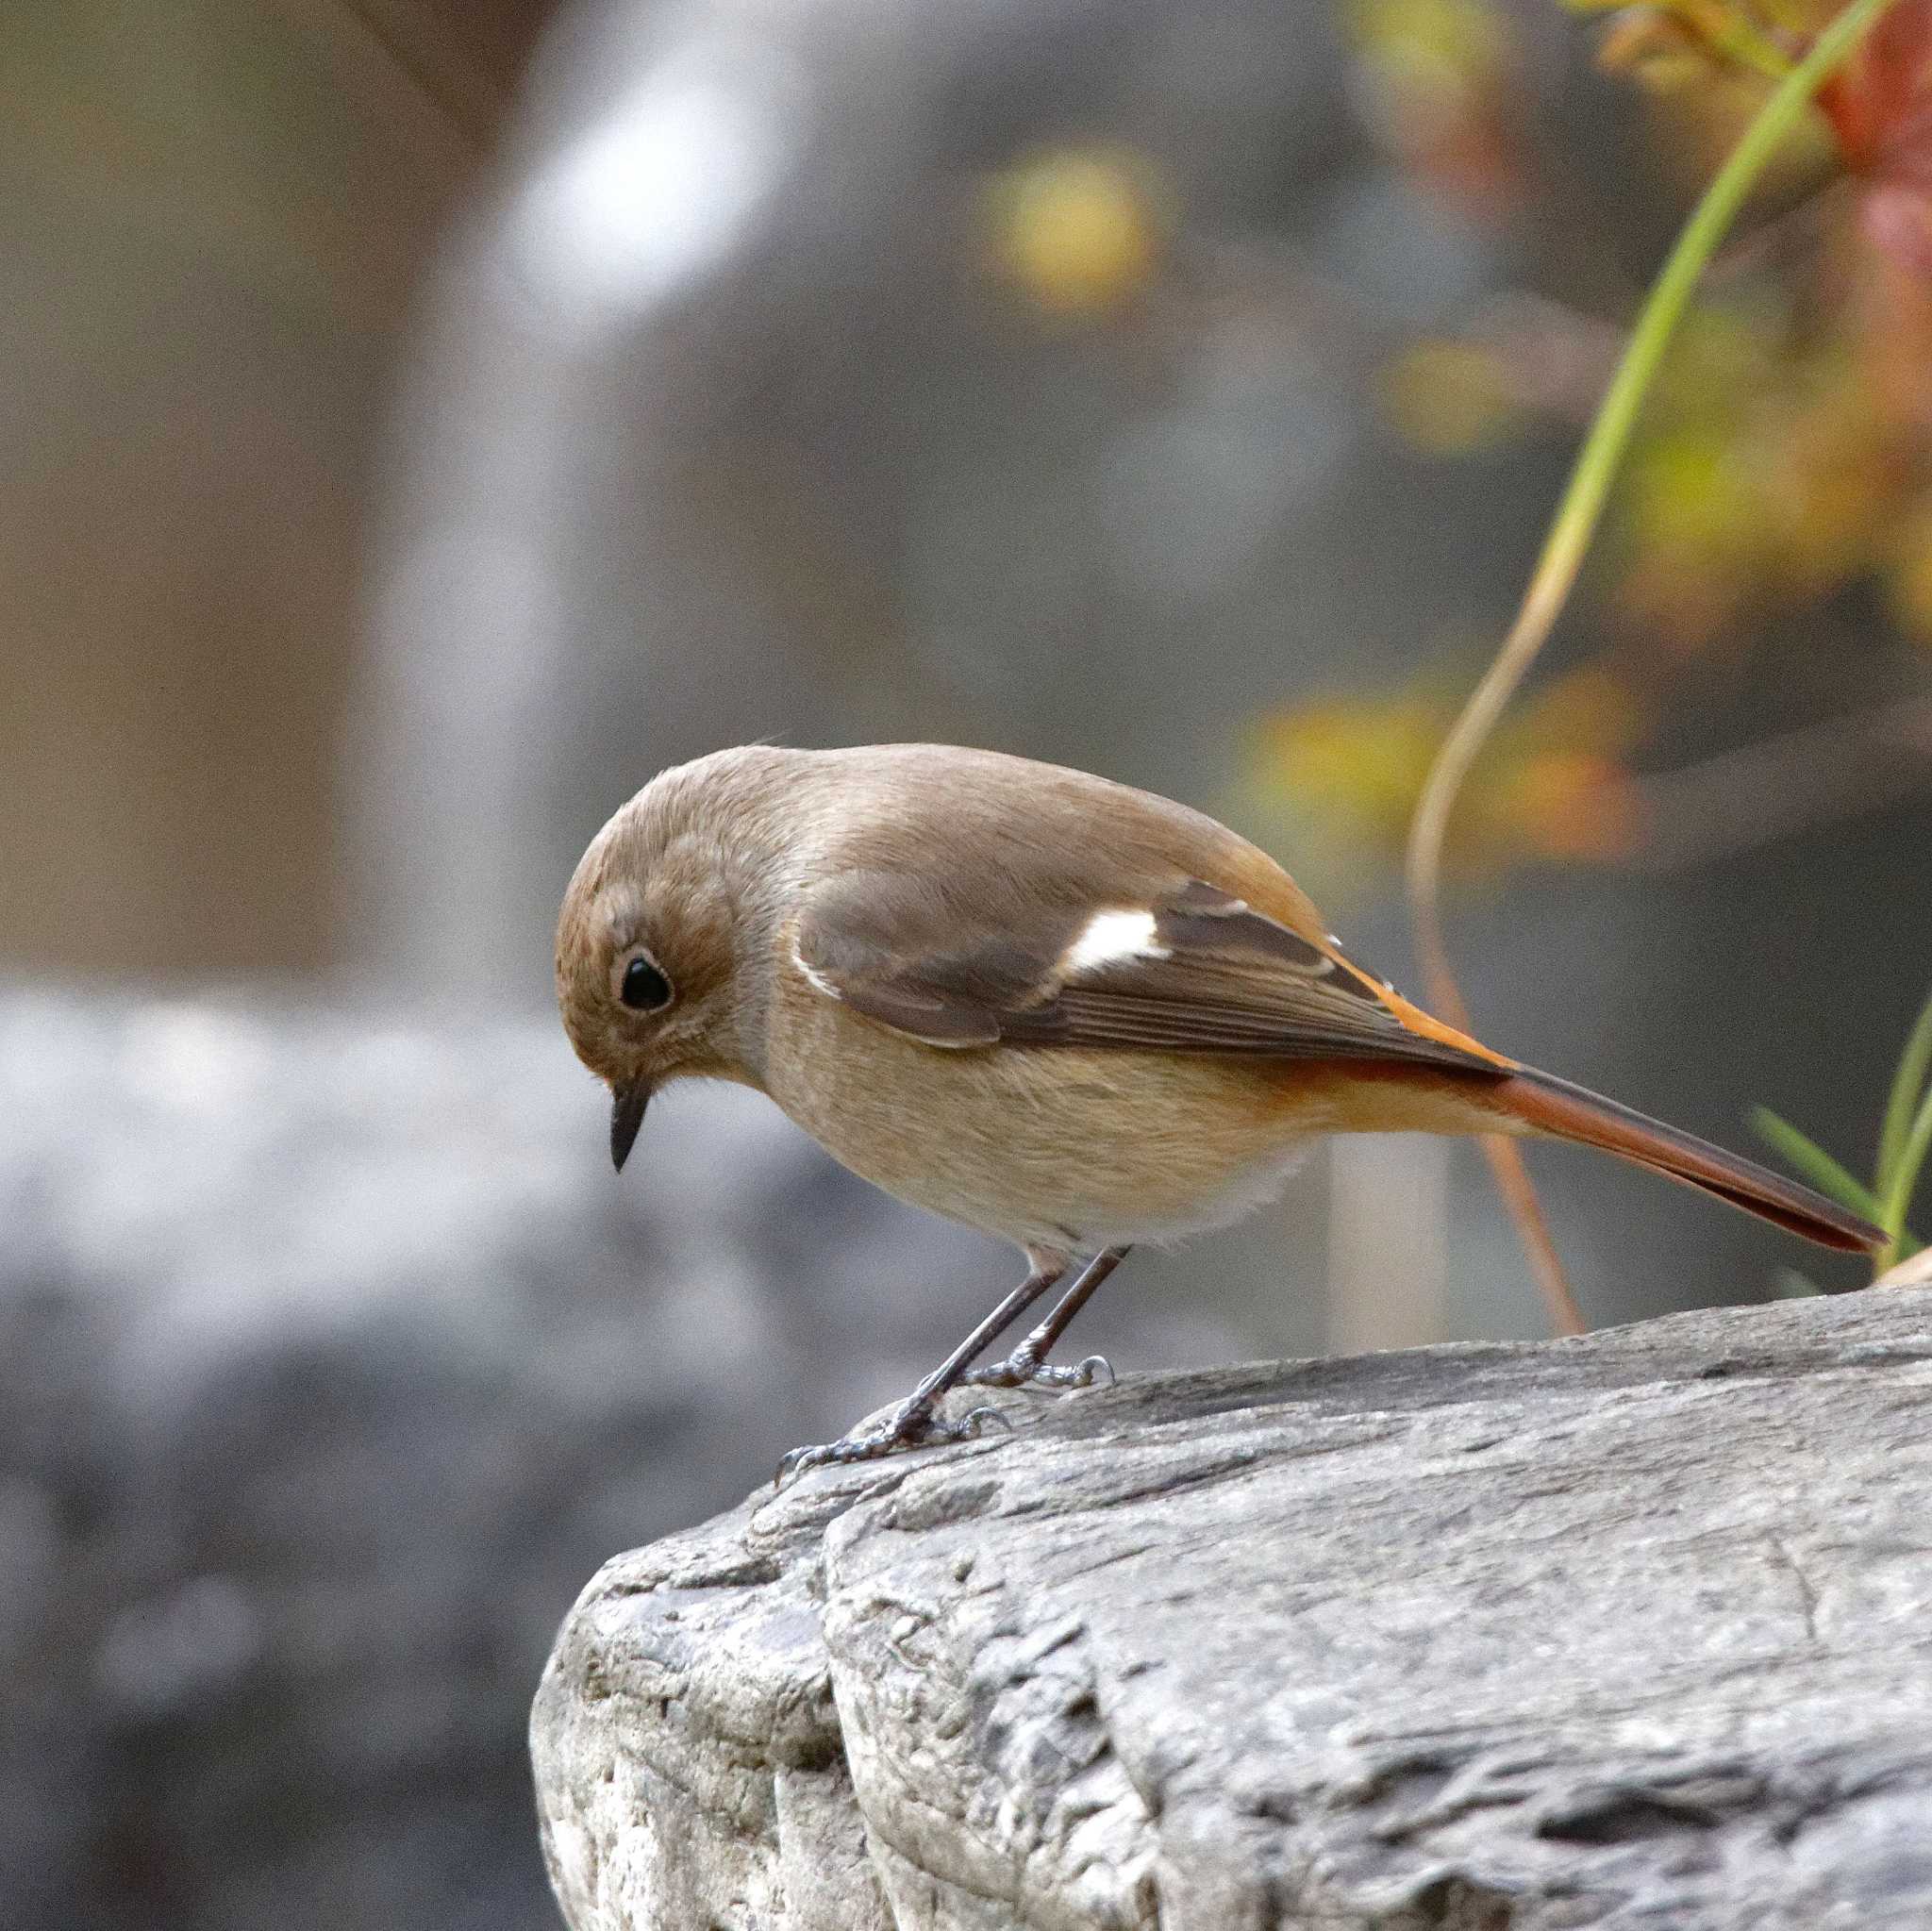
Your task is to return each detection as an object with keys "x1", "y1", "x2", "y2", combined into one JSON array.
[{"x1": 609, "y1": 1080, "x2": 650, "y2": 1173}]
